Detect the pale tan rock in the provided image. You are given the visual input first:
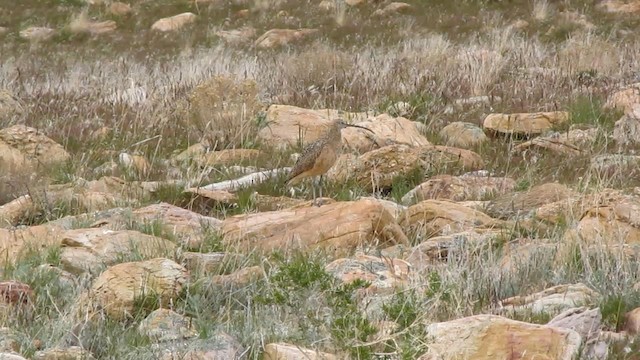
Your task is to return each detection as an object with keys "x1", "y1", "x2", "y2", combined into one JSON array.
[
  {"x1": 251, "y1": 193, "x2": 307, "y2": 212},
  {"x1": 604, "y1": 82, "x2": 640, "y2": 114},
  {"x1": 438, "y1": 122, "x2": 488, "y2": 149},
  {"x1": 563, "y1": 195, "x2": 640, "y2": 246},
  {"x1": 0, "y1": 28, "x2": 7, "y2": 36},
  {"x1": 0, "y1": 353, "x2": 27, "y2": 360},
  {"x1": 500, "y1": 283, "x2": 600, "y2": 316},
  {"x1": 33, "y1": 346, "x2": 95, "y2": 360},
  {"x1": 597, "y1": 0, "x2": 640, "y2": 14},
  {"x1": 254, "y1": 28, "x2": 319, "y2": 49},
  {"x1": 184, "y1": 188, "x2": 238, "y2": 206},
  {"x1": 221, "y1": 198, "x2": 409, "y2": 258},
  {"x1": 486, "y1": 182, "x2": 577, "y2": 219},
  {"x1": 151, "y1": 13, "x2": 197, "y2": 32},
  {"x1": 547, "y1": 307, "x2": 601, "y2": 341},
  {"x1": 420, "y1": 314, "x2": 582, "y2": 360},
  {"x1": 623, "y1": 307, "x2": 640, "y2": 335},
  {"x1": 590, "y1": 154, "x2": 640, "y2": 176},
  {"x1": 0, "y1": 90, "x2": 23, "y2": 120},
  {"x1": 326, "y1": 254, "x2": 411, "y2": 292},
  {"x1": 76, "y1": 258, "x2": 188, "y2": 321},
  {"x1": 210, "y1": 266, "x2": 263, "y2": 287},
  {"x1": 499, "y1": 238, "x2": 557, "y2": 274},
  {"x1": 109, "y1": 2, "x2": 132, "y2": 16},
  {"x1": 533, "y1": 188, "x2": 626, "y2": 225},
  {"x1": 372, "y1": 2, "x2": 412, "y2": 17},
  {"x1": 59, "y1": 228, "x2": 177, "y2": 275},
  {"x1": 256, "y1": 104, "x2": 371, "y2": 149},
  {"x1": 345, "y1": 0, "x2": 365, "y2": 5},
  {"x1": 514, "y1": 127, "x2": 599, "y2": 156},
  {"x1": 483, "y1": 111, "x2": 570, "y2": 136},
  {"x1": 401, "y1": 174, "x2": 516, "y2": 205},
  {"x1": 69, "y1": 13, "x2": 117, "y2": 35},
  {"x1": 406, "y1": 230, "x2": 506, "y2": 270},
  {"x1": 186, "y1": 148, "x2": 263, "y2": 167},
  {"x1": 19, "y1": 27, "x2": 55, "y2": 41},
  {"x1": 263, "y1": 343, "x2": 337, "y2": 360},
  {"x1": 613, "y1": 105, "x2": 640, "y2": 146},
  {"x1": 0, "y1": 125, "x2": 70, "y2": 168},
  {"x1": 139, "y1": 309, "x2": 198, "y2": 342},
  {"x1": 341, "y1": 113, "x2": 431, "y2": 153},
  {"x1": 358, "y1": 196, "x2": 406, "y2": 222},
  {"x1": 156, "y1": 332, "x2": 245, "y2": 359},
  {"x1": 318, "y1": 0, "x2": 336, "y2": 11},
  {"x1": 0, "y1": 223, "x2": 67, "y2": 265},
  {"x1": 215, "y1": 26, "x2": 256, "y2": 45},
  {"x1": 401, "y1": 200, "x2": 504, "y2": 239},
  {"x1": 327, "y1": 144, "x2": 484, "y2": 192},
  {"x1": 118, "y1": 152, "x2": 150, "y2": 175},
  {"x1": 181, "y1": 252, "x2": 243, "y2": 274}
]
